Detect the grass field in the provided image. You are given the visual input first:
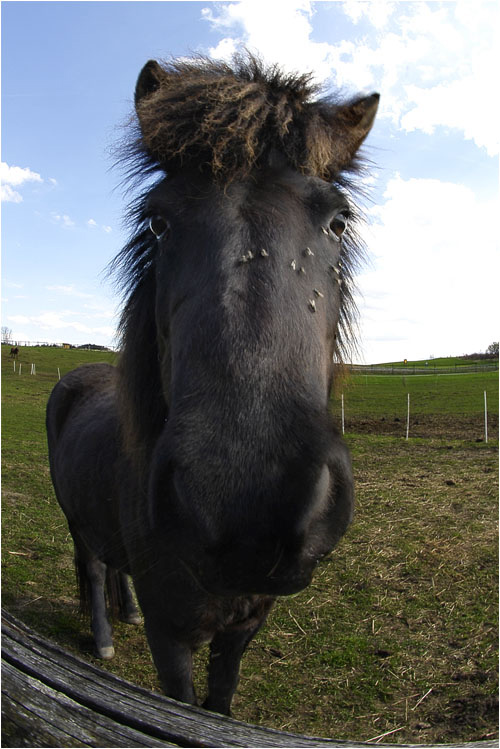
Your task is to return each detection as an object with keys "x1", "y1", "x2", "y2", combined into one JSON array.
[
  {"x1": 2, "y1": 345, "x2": 498, "y2": 744},
  {"x1": 332, "y1": 370, "x2": 498, "y2": 441}
]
